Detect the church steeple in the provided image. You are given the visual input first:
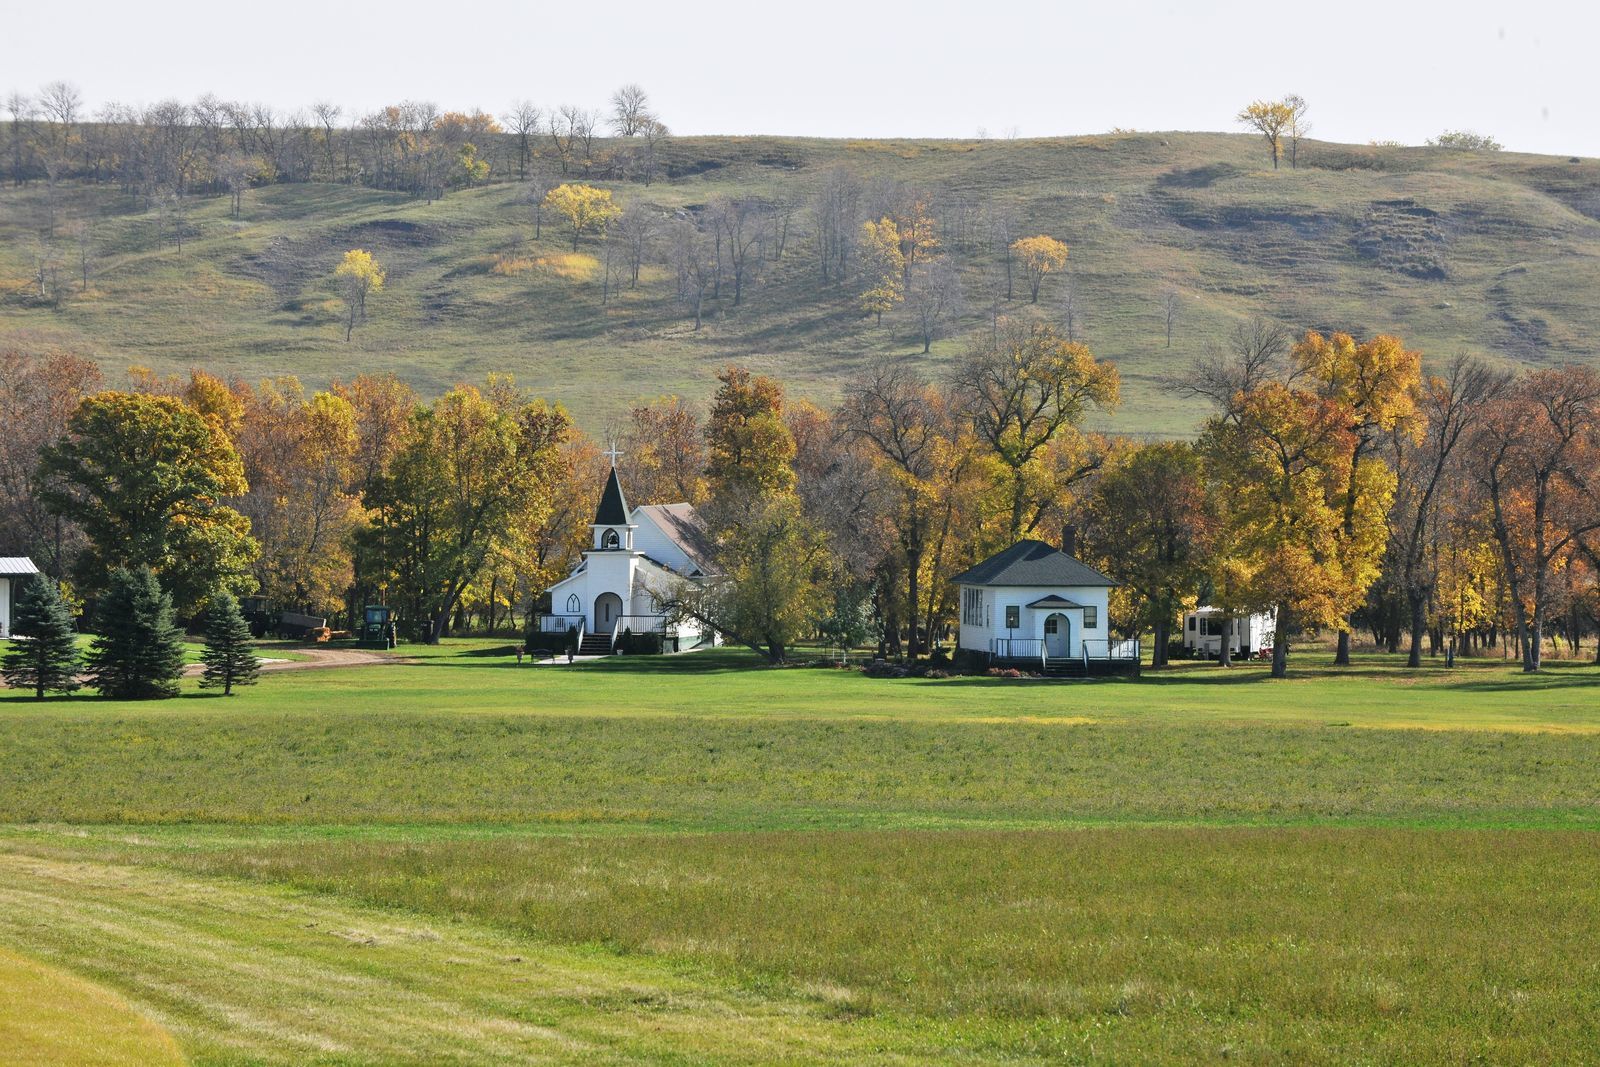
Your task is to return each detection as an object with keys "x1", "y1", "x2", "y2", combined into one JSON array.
[
  {"x1": 593, "y1": 465, "x2": 629, "y2": 526},
  {"x1": 590, "y1": 452, "x2": 636, "y2": 552}
]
